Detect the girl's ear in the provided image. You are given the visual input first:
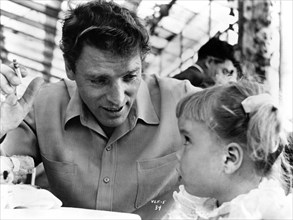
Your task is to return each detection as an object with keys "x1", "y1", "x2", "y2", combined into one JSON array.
[
  {"x1": 64, "y1": 59, "x2": 75, "y2": 80},
  {"x1": 222, "y1": 143, "x2": 243, "y2": 174}
]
